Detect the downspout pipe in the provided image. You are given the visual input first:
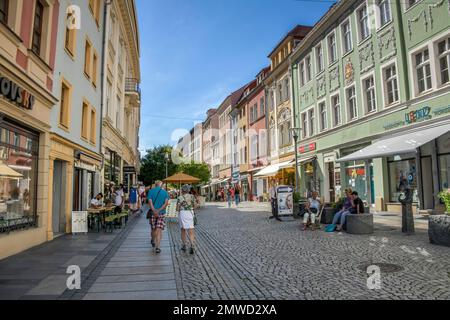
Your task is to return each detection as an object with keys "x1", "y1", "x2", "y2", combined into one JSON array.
[{"x1": 99, "y1": 0, "x2": 112, "y2": 174}]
